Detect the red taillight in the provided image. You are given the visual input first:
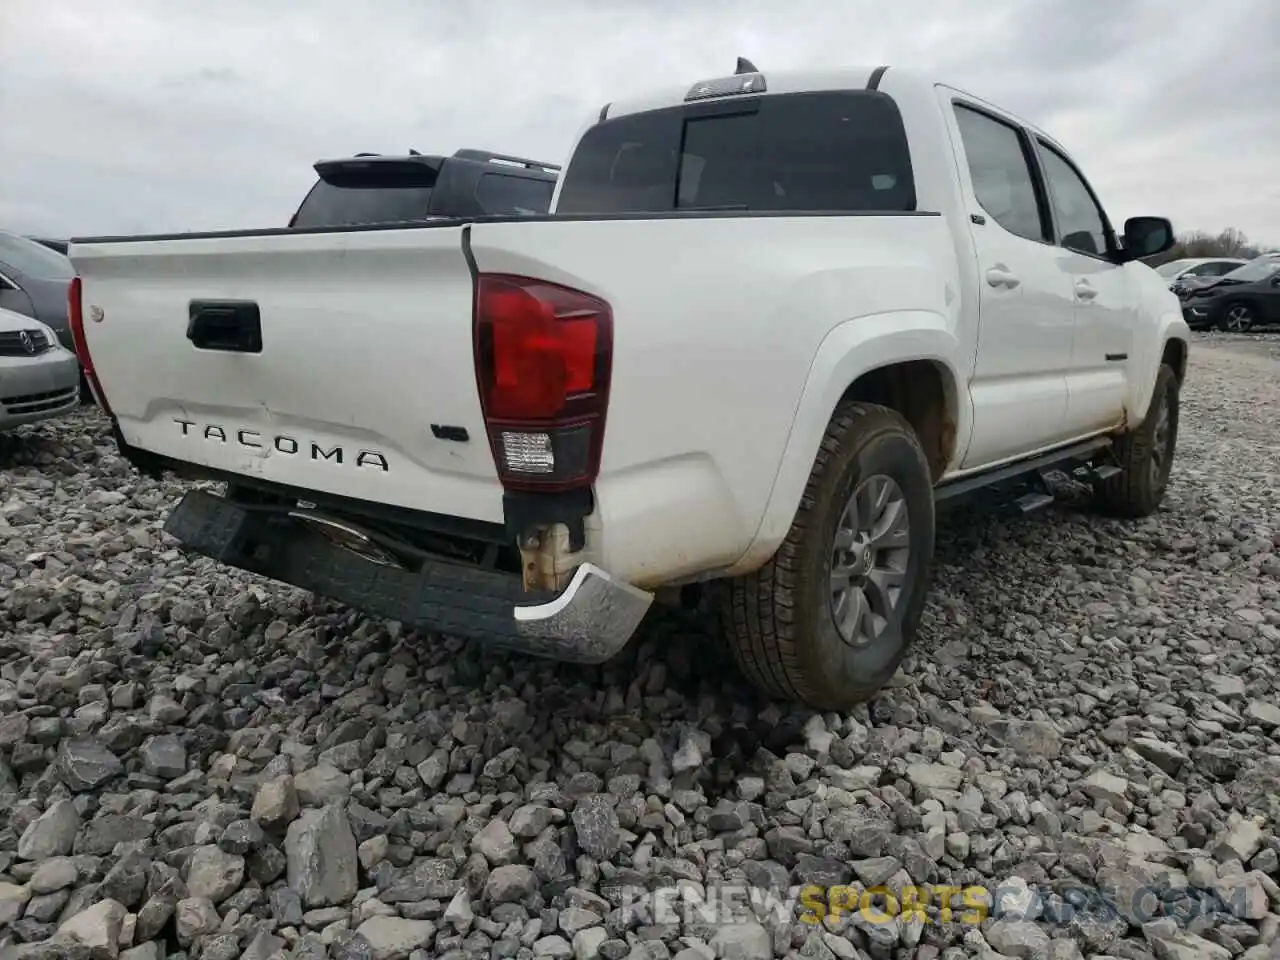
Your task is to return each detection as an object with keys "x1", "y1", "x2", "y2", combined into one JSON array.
[
  {"x1": 68, "y1": 277, "x2": 87, "y2": 366},
  {"x1": 68, "y1": 277, "x2": 112, "y2": 414},
  {"x1": 473, "y1": 274, "x2": 612, "y2": 492}
]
